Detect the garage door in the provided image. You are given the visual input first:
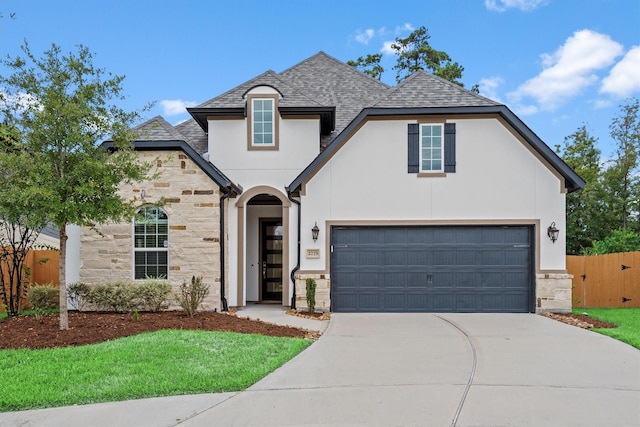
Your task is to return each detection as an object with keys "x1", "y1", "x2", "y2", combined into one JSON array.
[{"x1": 330, "y1": 226, "x2": 534, "y2": 313}]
